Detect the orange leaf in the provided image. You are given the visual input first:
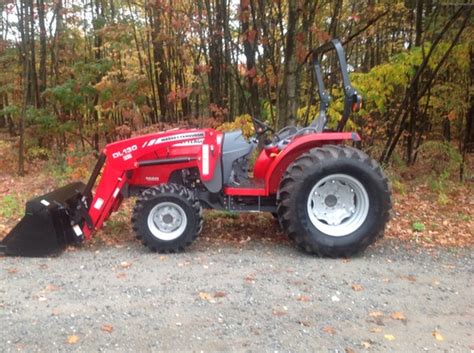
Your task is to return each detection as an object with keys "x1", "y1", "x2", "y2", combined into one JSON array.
[
  {"x1": 246, "y1": 29, "x2": 258, "y2": 44},
  {"x1": 369, "y1": 311, "x2": 384, "y2": 318},
  {"x1": 272, "y1": 310, "x2": 287, "y2": 317},
  {"x1": 296, "y1": 295, "x2": 311, "y2": 302},
  {"x1": 323, "y1": 325, "x2": 336, "y2": 335},
  {"x1": 67, "y1": 335, "x2": 79, "y2": 344},
  {"x1": 447, "y1": 111, "x2": 456, "y2": 121},
  {"x1": 391, "y1": 312, "x2": 406, "y2": 321},
  {"x1": 351, "y1": 284, "x2": 364, "y2": 291},
  {"x1": 120, "y1": 261, "x2": 132, "y2": 269},
  {"x1": 432, "y1": 331, "x2": 444, "y2": 341},
  {"x1": 198, "y1": 292, "x2": 215, "y2": 303},
  {"x1": 101, "y1": 324, "x2": 114, "y2": 333}
]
